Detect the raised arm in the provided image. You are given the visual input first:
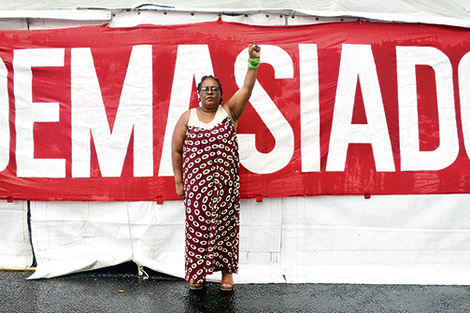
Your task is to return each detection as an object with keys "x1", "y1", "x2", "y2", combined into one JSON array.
[
  {"x1": 223, "y1": 43, "x2": 261, "y2": 123},
  {"x1": 171, "y1": 110, "x2": 190, "y2": 199}
]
